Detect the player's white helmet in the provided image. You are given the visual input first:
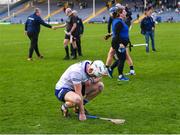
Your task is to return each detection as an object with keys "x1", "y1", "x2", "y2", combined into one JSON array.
[{"x1": 90, "y1": 60, "x2": 107, "y2": 77}]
